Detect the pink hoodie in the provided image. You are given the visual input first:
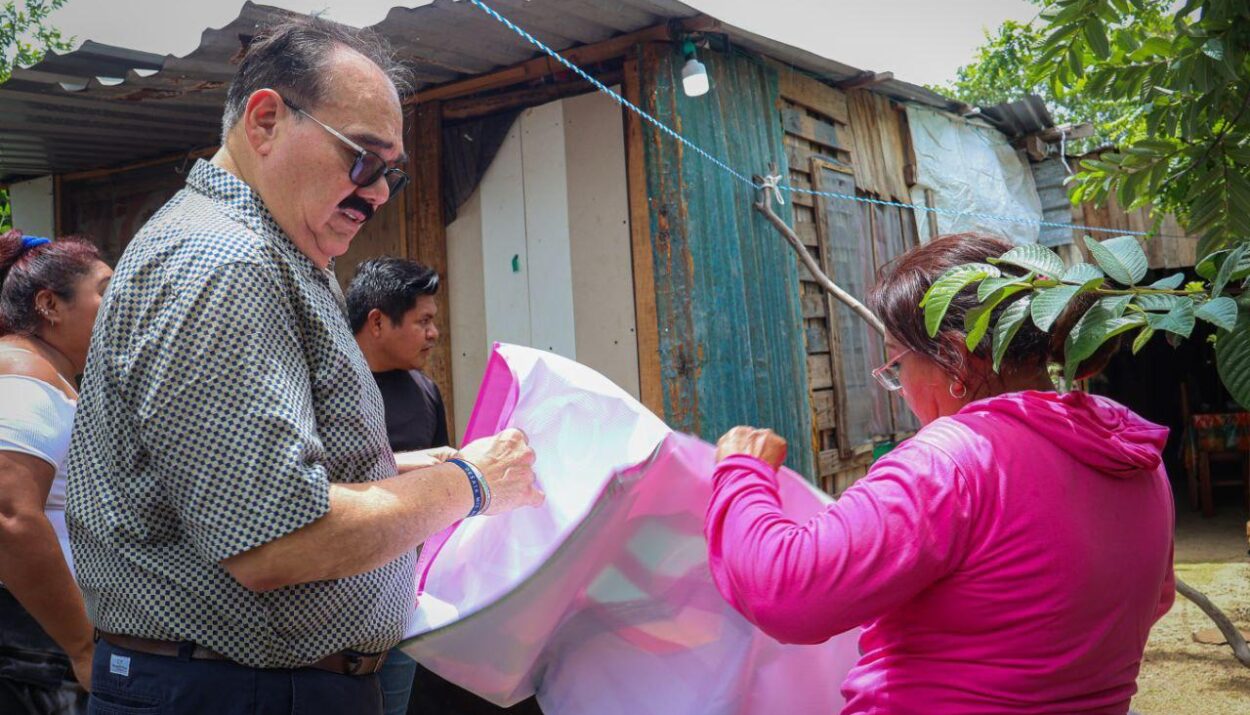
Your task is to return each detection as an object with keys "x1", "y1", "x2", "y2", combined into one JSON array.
[{"x1": 706, "y1": 390, "x2": 1175, "y2": 714}]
